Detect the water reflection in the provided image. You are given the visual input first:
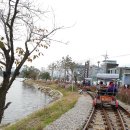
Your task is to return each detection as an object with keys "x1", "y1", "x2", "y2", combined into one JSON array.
[{"x1": 1, "y1": 78, "x2": 52, "y2": 124}]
